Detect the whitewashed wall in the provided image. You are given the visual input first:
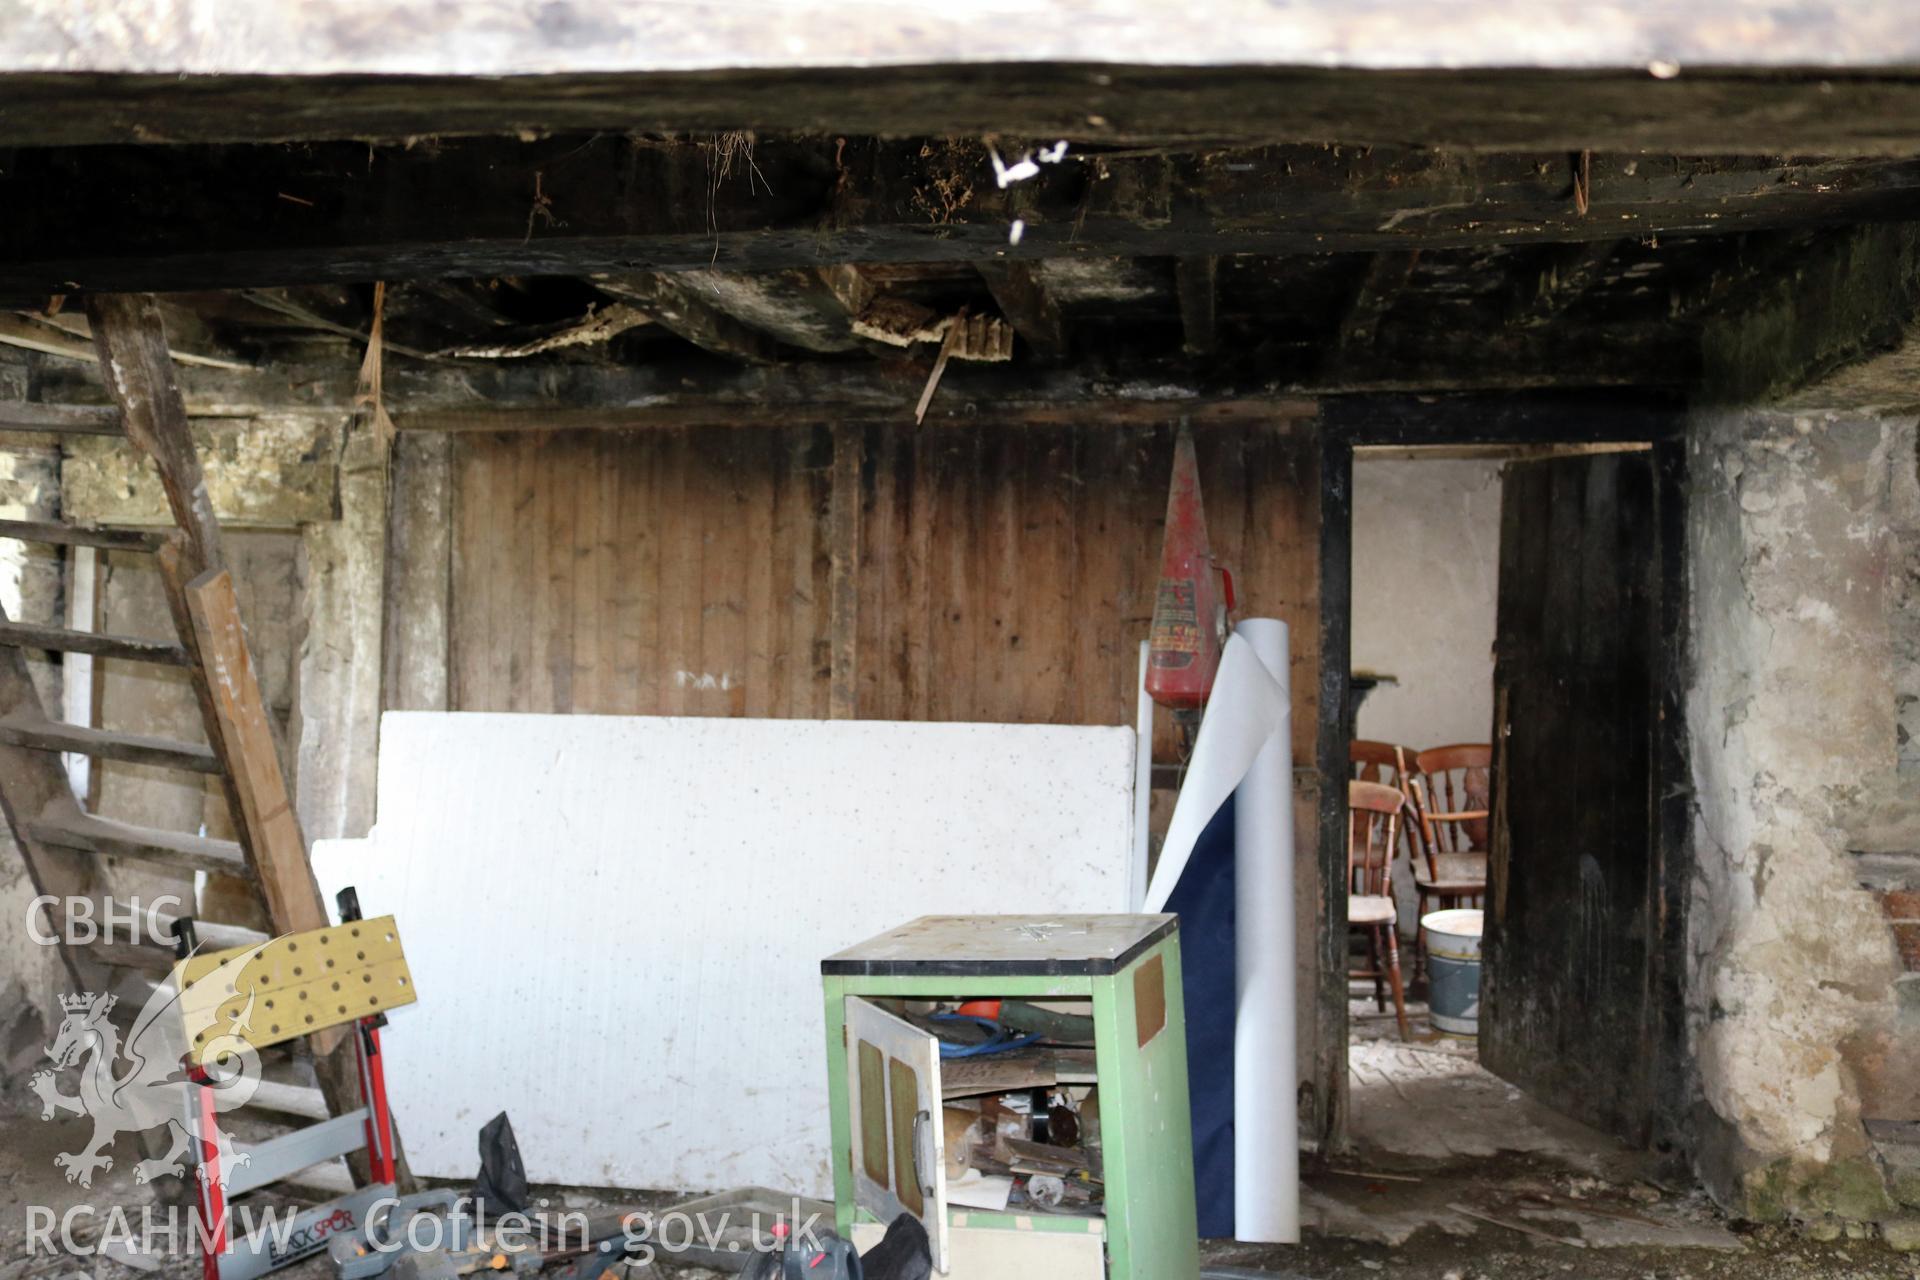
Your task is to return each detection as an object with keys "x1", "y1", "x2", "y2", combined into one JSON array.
[{"x1": 1350, "y1": 457, "x2": 1501, "y2": 752}]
